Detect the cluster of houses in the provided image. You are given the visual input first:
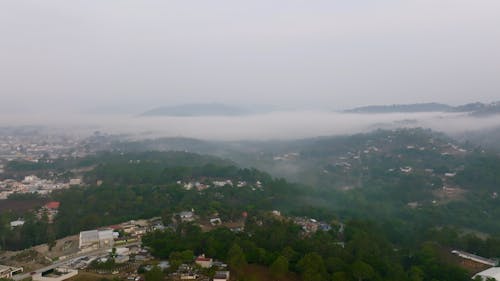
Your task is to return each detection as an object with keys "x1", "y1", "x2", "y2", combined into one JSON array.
[
  {"x1": 0, "y1": 133, "x2": 88, "y2": 163},
  {"x1": 271, "y1": 210, "x2": 334, "y2": 236},
  {"x1": 292, "y1": 217, "x2": 332, "y2": 235},
  {"x1": 9, "y1": 201, "x2": 61, "y2": 228},
  {"x1": 165, "y1": 254, "x2": 229, "y2": 281},
  {"x1": 178, "y1": 179, "x2": 263, "y2": 192},
  {"x1": 0, "y1": 175, "x2": 80, "y2": 200}
]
